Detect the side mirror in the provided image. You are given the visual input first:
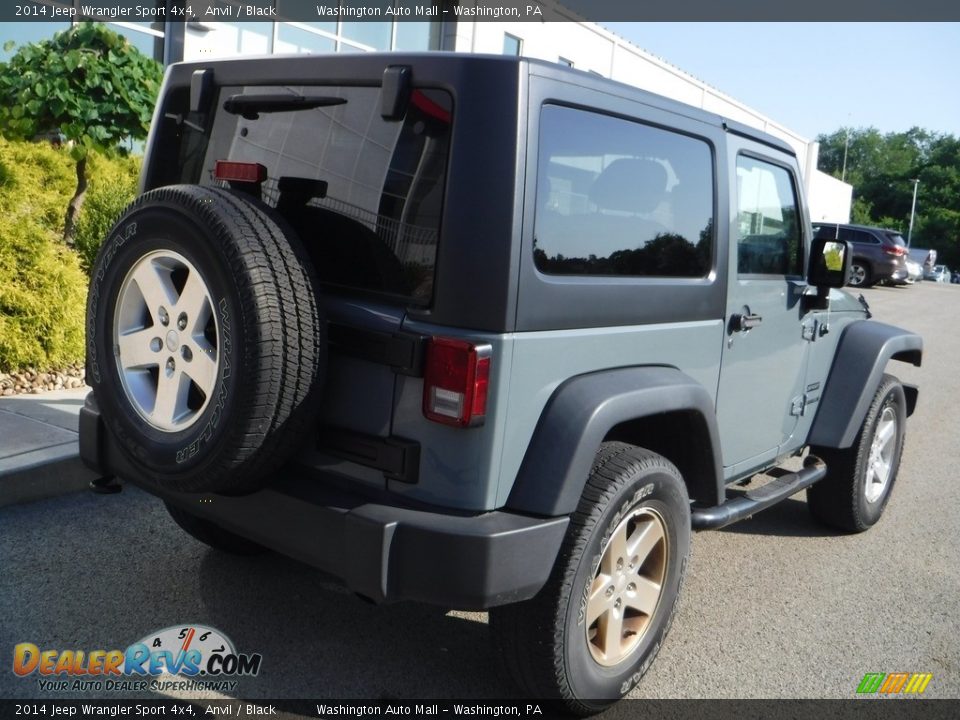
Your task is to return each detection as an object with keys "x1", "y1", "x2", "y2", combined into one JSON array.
[{"x1": 808, "y1": 239, "x2": 851, "y2": 289}]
